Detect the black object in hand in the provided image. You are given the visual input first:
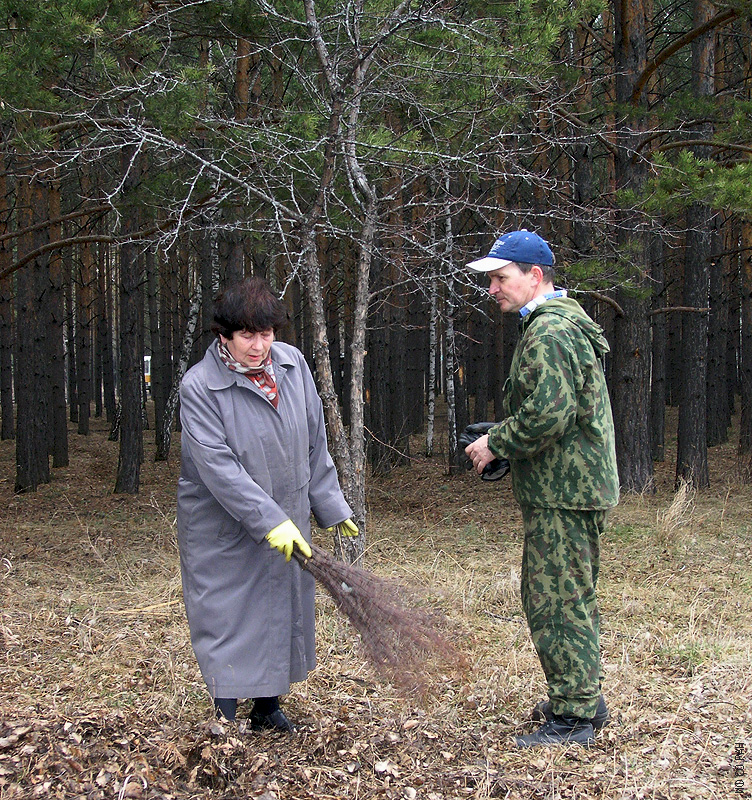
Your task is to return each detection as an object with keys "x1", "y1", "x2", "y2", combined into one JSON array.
[{"x1": 458, "y1": 422, "x2": 510, "y2": 482}]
